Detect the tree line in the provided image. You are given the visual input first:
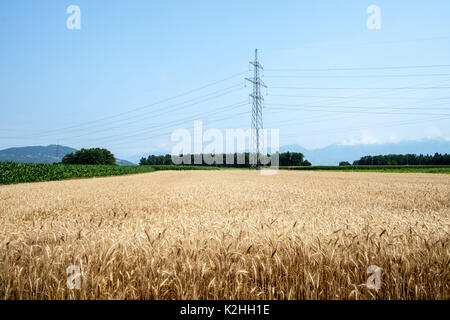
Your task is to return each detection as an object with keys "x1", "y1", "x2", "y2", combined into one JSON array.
[
  {"x1": 348, "y1": 153, "x2": 450, "y2": 166},
  {"x1": 139, "y1": 152, "x2": 311, "y2": 167}
]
